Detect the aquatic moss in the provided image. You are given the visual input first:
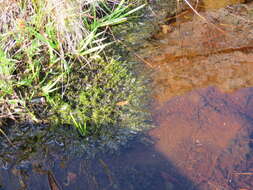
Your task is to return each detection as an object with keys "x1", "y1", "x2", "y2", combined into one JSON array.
[{"x1": 49, "y1": 56, "x2": 149, "y2": 137}]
